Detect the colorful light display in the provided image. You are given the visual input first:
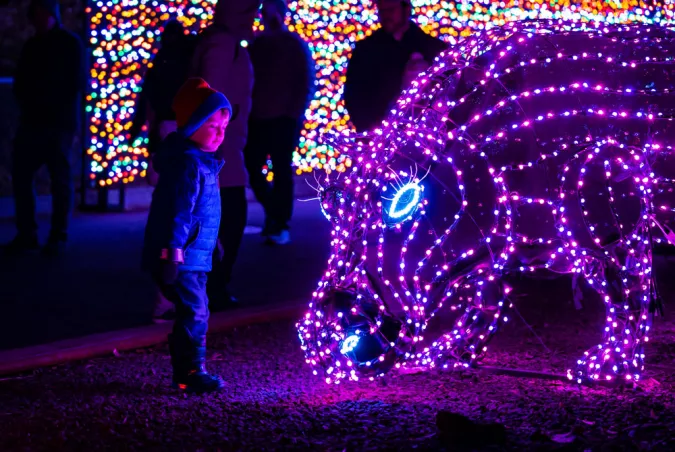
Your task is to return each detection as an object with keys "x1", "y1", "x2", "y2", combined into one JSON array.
[
  {"x1": 86, "y1": 1, "x2": 674, "y2": 187},
  {"x1": 296, "y1": 21, "x2": 675, "y2": 385},
  {"x1": 85, "y1": 0, "x2": 214, "y2": 187}
]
